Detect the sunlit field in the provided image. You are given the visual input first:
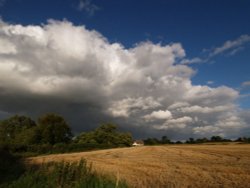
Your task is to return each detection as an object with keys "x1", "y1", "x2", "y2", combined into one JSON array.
[{"x1": 28, "y1": 143, "x2": 250, "y2": 188}]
